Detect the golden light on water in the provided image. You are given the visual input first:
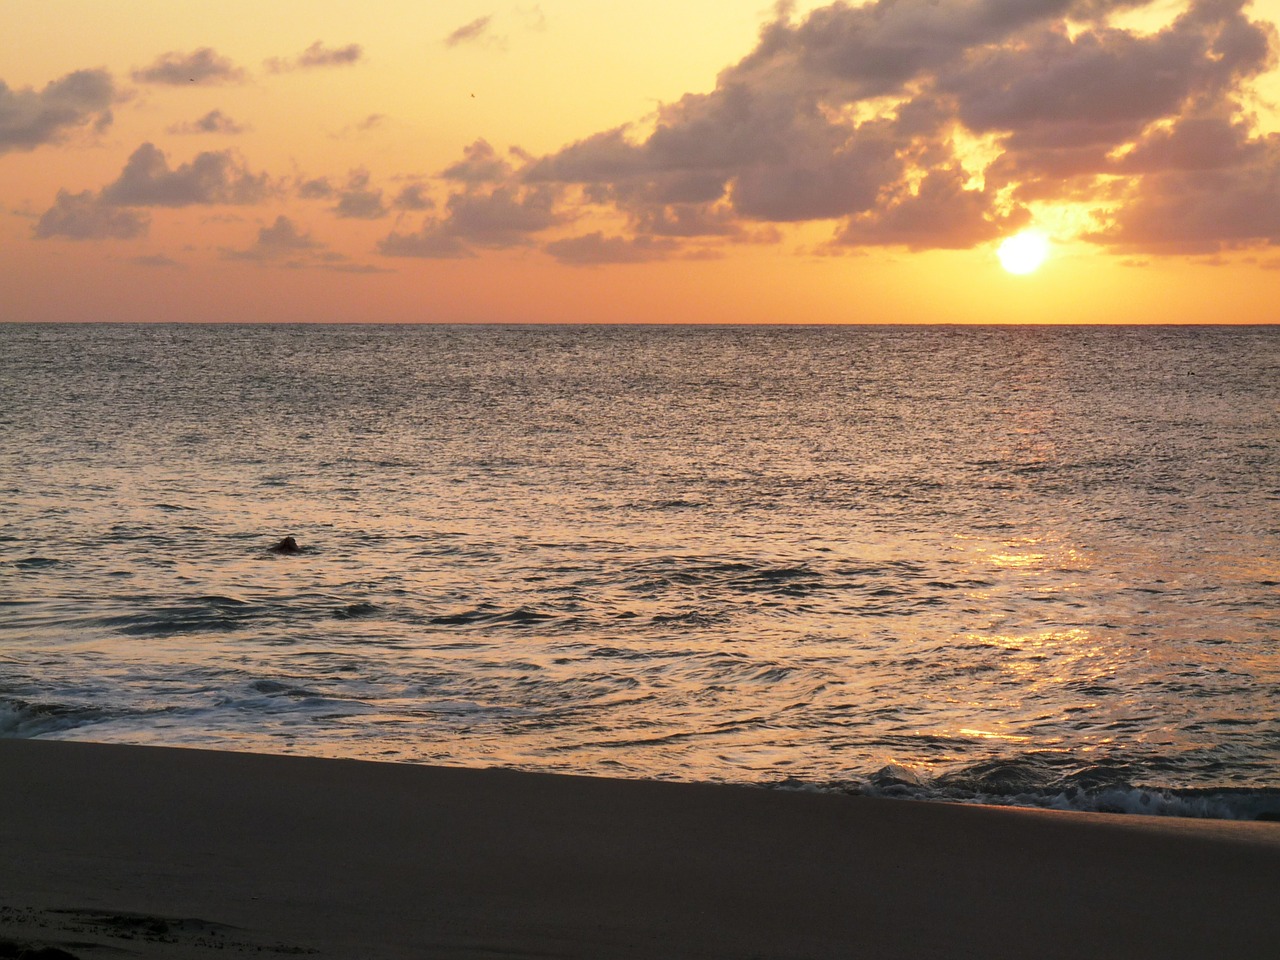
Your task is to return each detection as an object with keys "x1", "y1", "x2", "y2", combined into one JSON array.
[{"x1": 997, "y1": 230, "x2": 1052, "y2": 275}]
